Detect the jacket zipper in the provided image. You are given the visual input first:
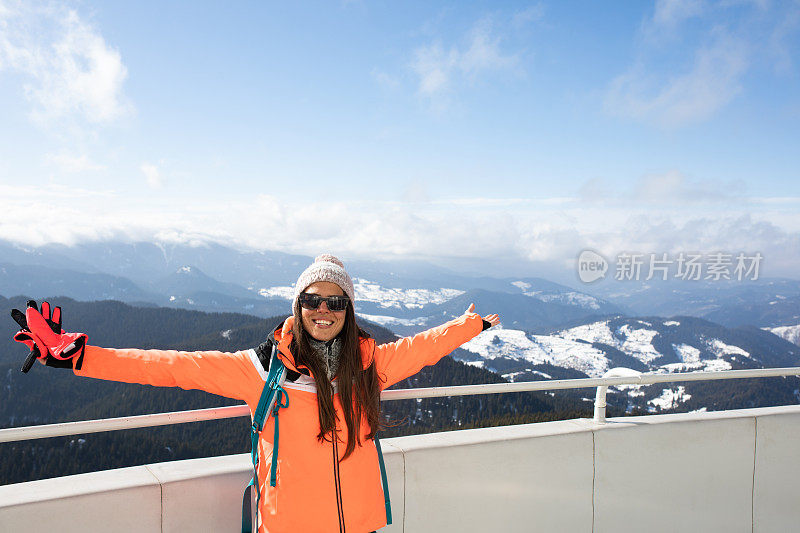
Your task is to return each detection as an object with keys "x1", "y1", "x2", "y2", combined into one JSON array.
[
  {"x1": 329, "y1": 342, "x2": 345, "y2": 533},
  {"x1": 332, "y1": 424, "x2": 345, "y2": 533}
]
